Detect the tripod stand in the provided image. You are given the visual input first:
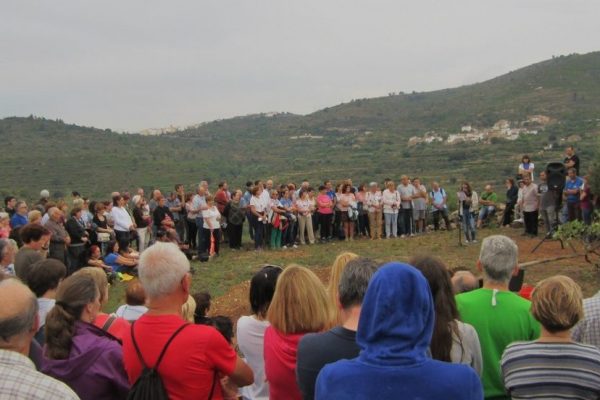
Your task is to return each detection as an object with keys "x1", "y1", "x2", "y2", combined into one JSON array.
[
  {"x1": 530, "y1": 226, "x2": 576, "y2": 253},
  {"x1": 531, "y1": 190, "x2": 575, "y2": 254}
]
